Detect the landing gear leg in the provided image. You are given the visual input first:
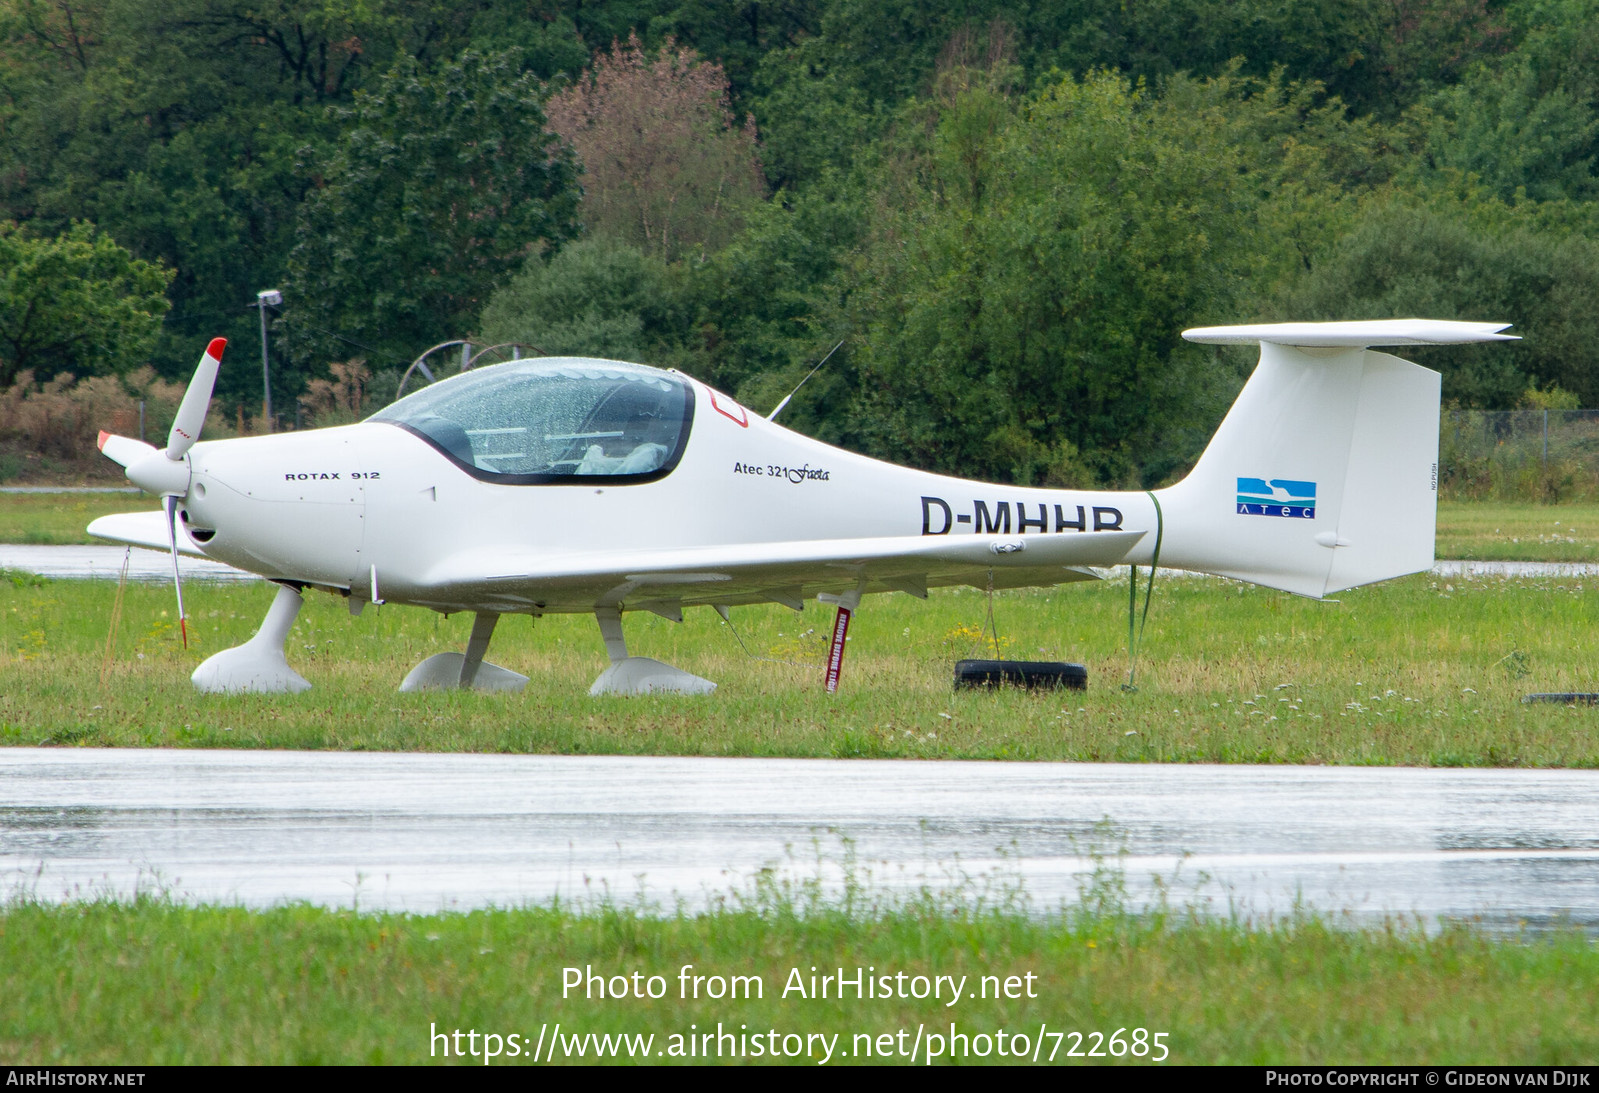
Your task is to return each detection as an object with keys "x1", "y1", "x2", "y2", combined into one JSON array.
[
  {"x1": 588, "y1": 605, "x2": 716, "y2": 696},
  {"x1": 191, "y1": 583, "x2": 312, "y2": 694},
  {"x1": 399, "y1": 611, "x2": 529, "y2": 692},
  {"x1": 459, "y1": 612, "x2": 498, "y2": 688}
]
